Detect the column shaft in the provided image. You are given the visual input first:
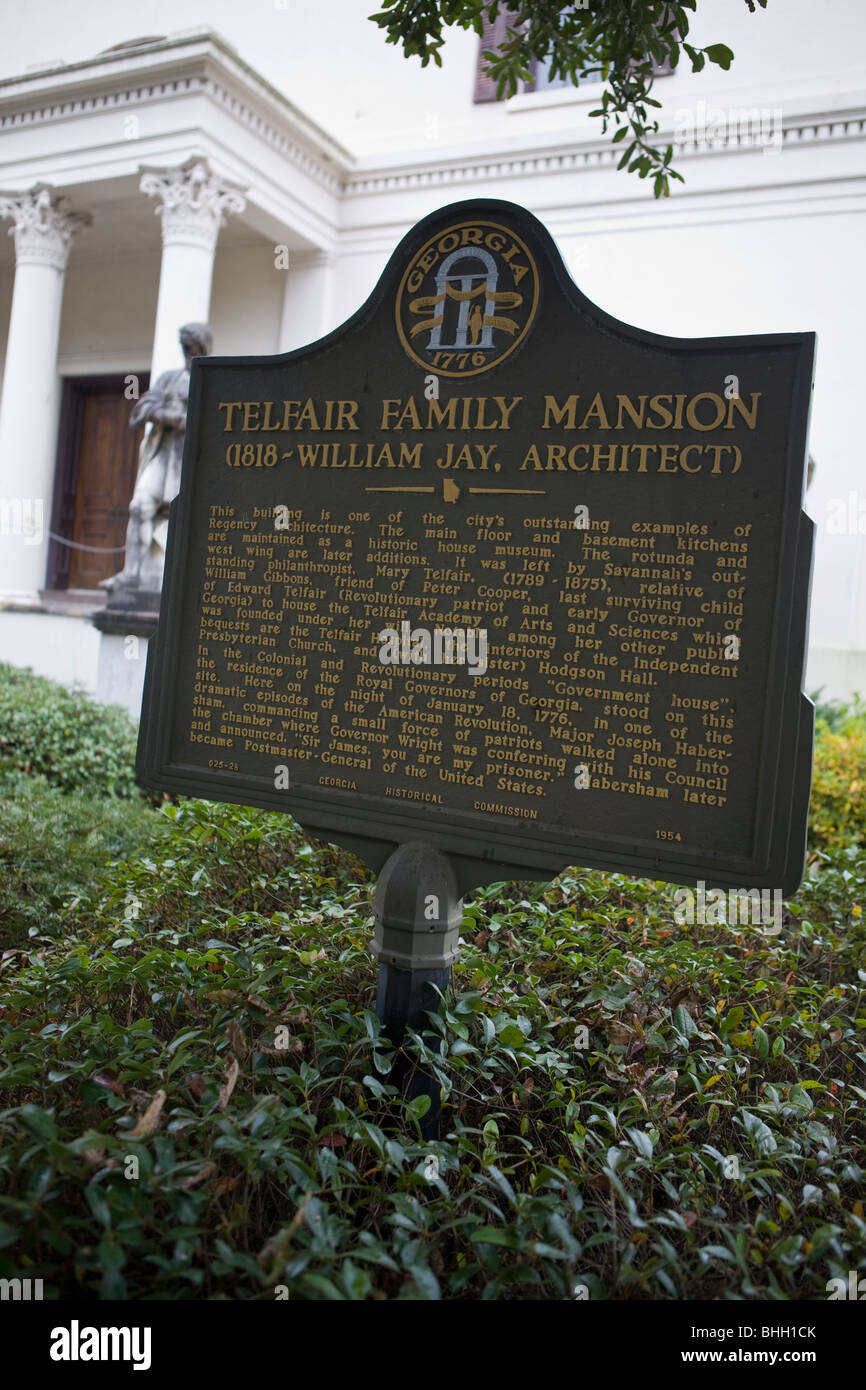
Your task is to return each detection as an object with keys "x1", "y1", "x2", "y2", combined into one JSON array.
[
  {"x1": 279, "y1": 249, "x2": 336, "y2": 352},
  {"x1": 0, "y1": 187, "x2": 89, "y2": 601},
  {"x1": 149, "y1": 241, "x2": 216, "y2": 383}
]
